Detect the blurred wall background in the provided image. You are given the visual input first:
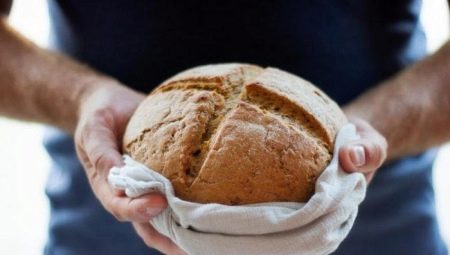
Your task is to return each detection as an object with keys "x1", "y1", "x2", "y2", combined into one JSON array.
[
  {"x1": 0, "y1": 0, "x2": 449, "y2": 254},
  {"x1": 0, "y1": 1, "x2": 50, "y2": 254}
]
